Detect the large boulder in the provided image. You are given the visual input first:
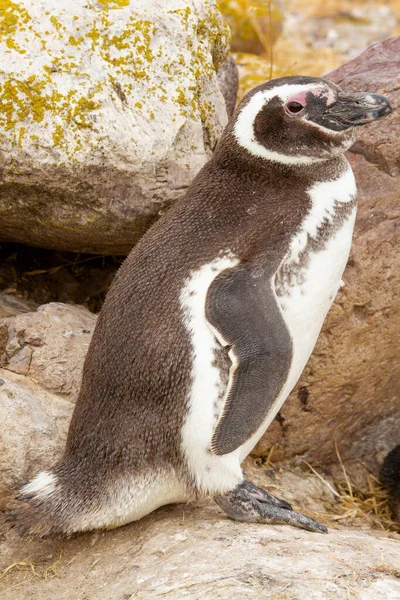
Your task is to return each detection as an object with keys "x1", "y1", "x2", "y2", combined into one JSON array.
[
  {"x1": 254, "y1": 37, "x2": 400, "y2": 471},
  {"x1": 0, "y1": 0, "x2": 230, "y2": 254}
]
